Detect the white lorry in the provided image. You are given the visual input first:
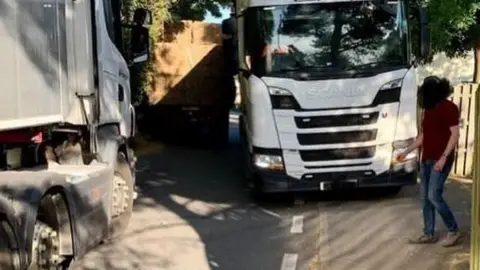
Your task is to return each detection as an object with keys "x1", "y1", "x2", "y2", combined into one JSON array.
[
  {"x1": 0, "y1": 0, "x2": 150, "y2": 268},
  {"x1": 233, "y1": 0, "x2": 431, "y2": 197}
]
